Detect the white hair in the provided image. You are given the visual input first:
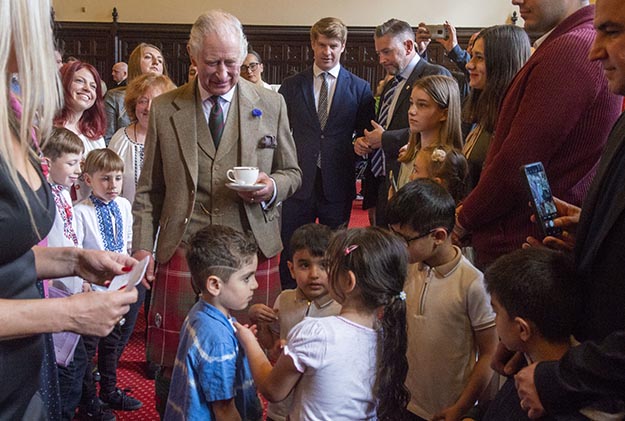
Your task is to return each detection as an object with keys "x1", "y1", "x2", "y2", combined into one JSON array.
[{"x1": 188, "y1": 10, "x2": 248, "y2": 62}]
